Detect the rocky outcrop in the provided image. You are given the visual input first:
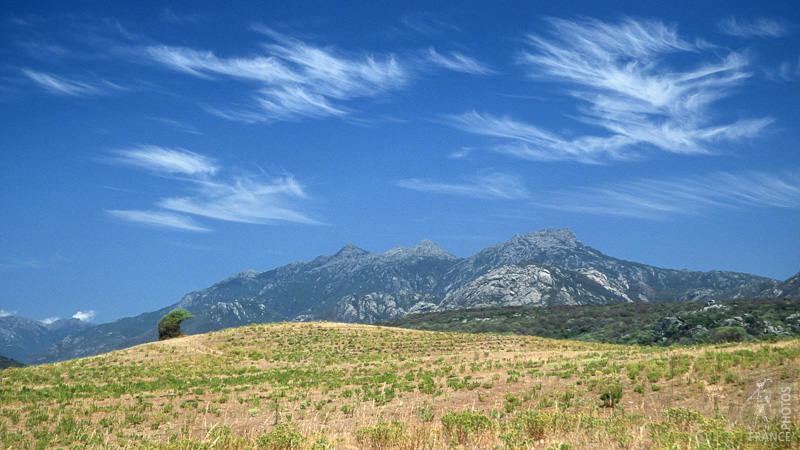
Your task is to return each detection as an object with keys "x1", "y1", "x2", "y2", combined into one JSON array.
[
  {"x1": 438, "y1": 262, "x2": 631, "y2": 310},
  {"x1": 651, "y1": 316, "x2": 708, "y2": 342},
  {"x1": 319, "y1": 291, "x2": 441, "y2": 323}
]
